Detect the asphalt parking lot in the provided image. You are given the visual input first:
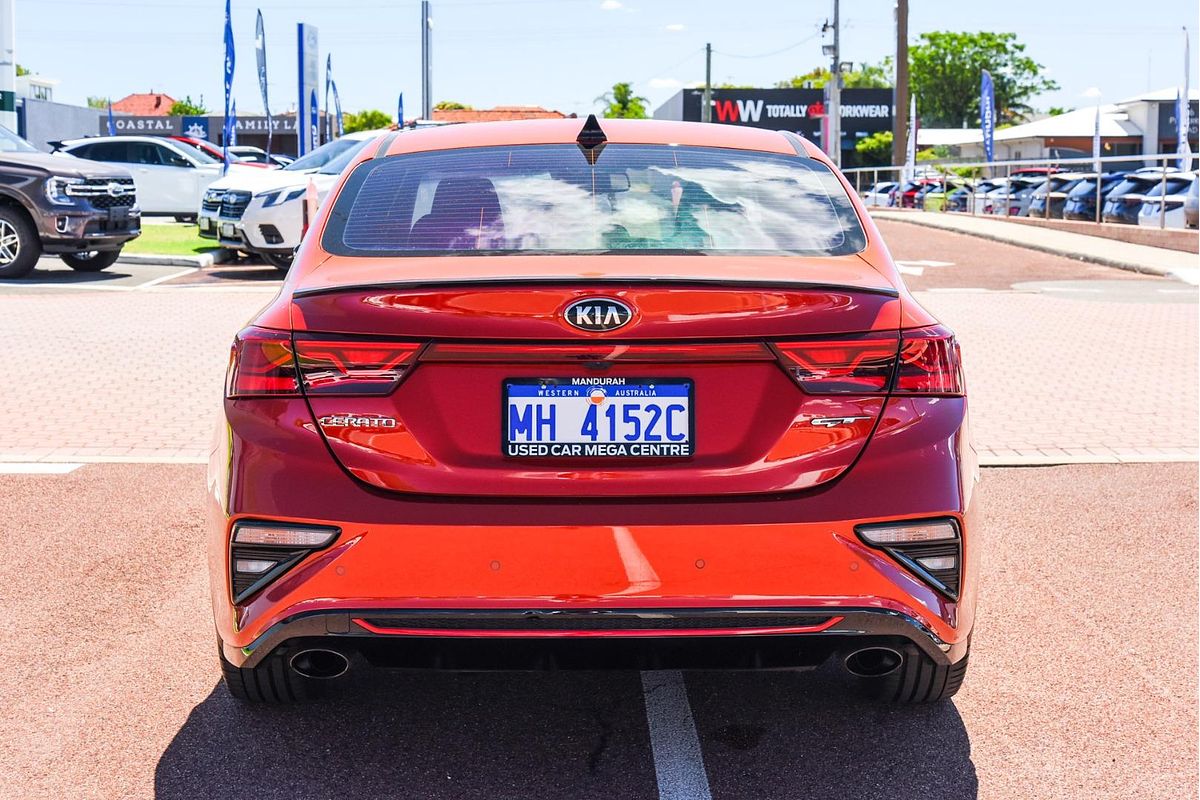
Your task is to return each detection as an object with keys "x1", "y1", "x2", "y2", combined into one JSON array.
[{"x1": 0, "y1": 222, "x2": 1196, "y2": 799}]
